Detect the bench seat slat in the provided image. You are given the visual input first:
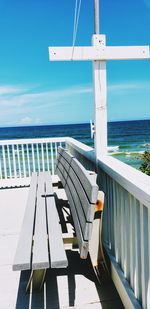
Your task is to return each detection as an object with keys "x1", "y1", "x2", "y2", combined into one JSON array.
[
  {"x1": 13, "y1": 173, "x2": 38, "y2": 271},
  {"x1": 44, "y1": 171, "x2": 54, "y2": 195},
  {"x1": 32, "y1": 173, "x2": 49, "y2": 269},
  {"x1": 47, "y1": 196, "x2": 68, "y2": 268}
]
